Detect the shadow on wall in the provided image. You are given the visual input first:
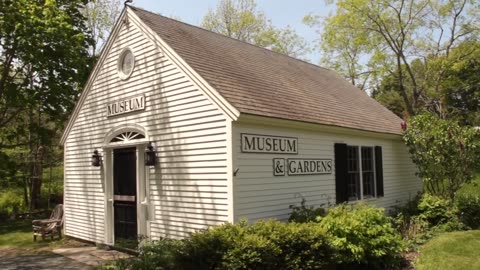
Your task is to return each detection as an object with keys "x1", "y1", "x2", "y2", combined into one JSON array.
[{"x1": 147, "y1": 43, "x2": 228, "y2": 239}]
